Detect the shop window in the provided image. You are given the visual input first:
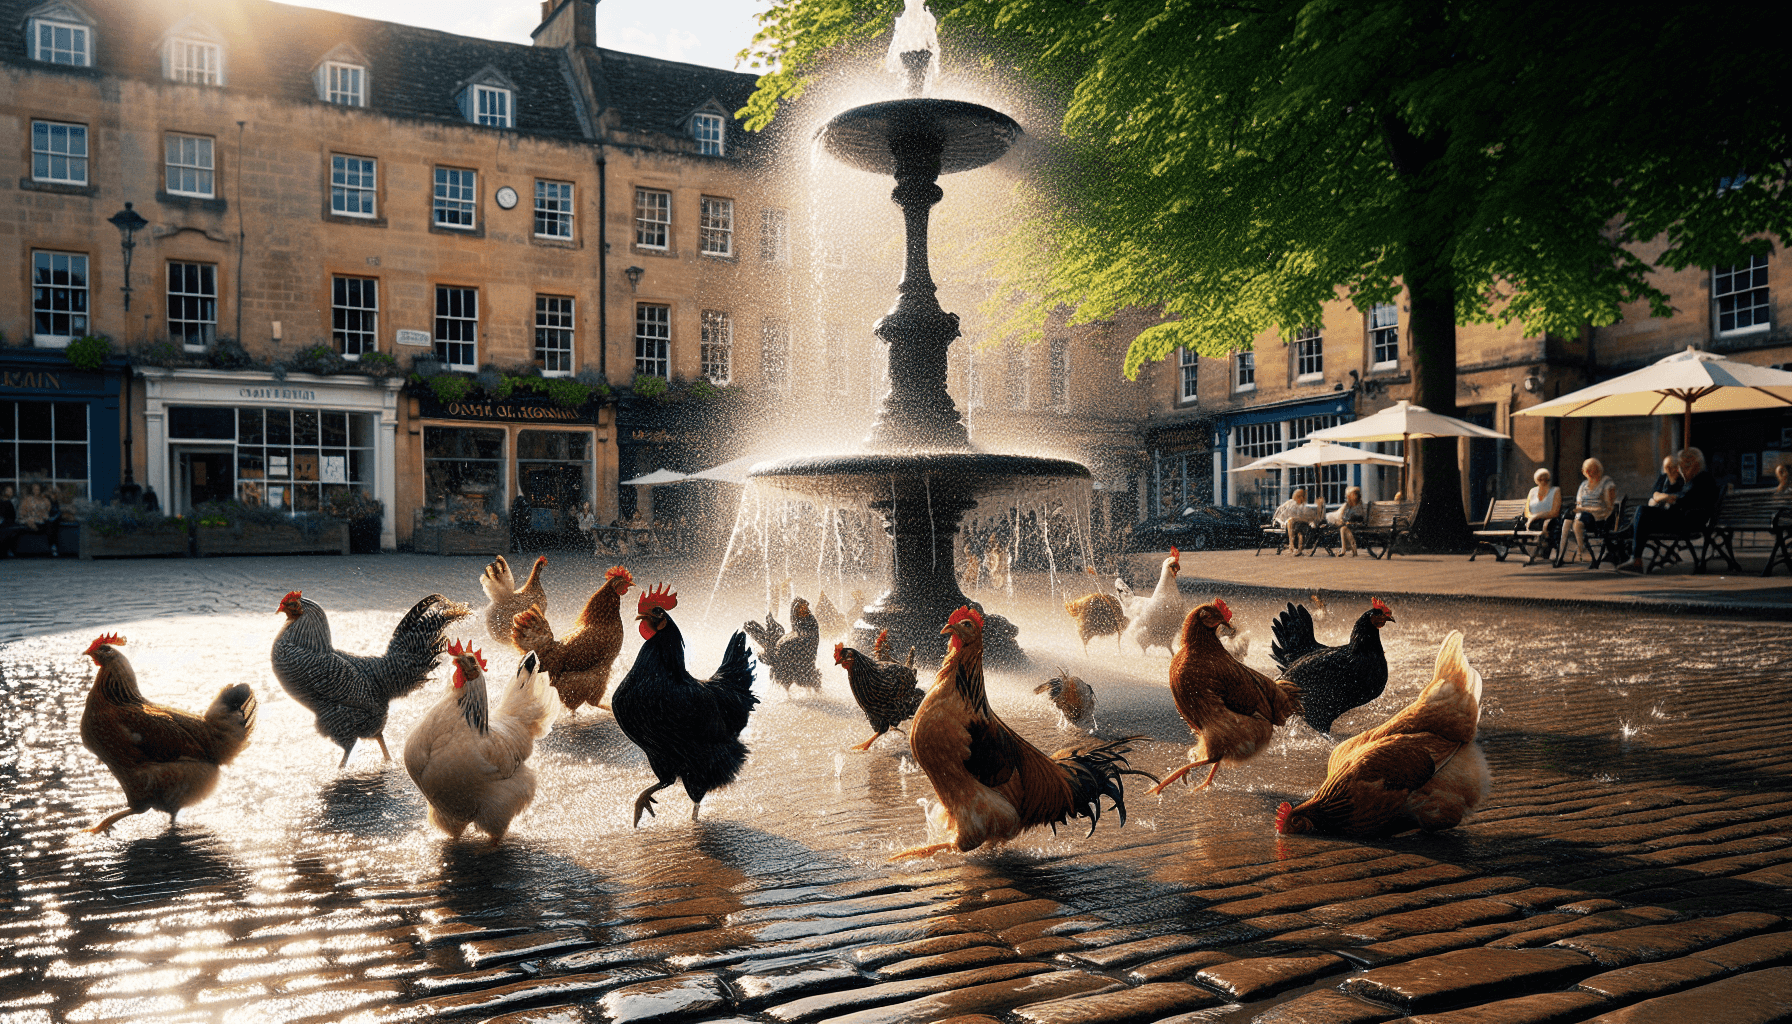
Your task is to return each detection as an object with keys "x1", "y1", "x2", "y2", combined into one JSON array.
[
  {"x1": 635, "y1": 303, "x2": 669, "y2": 378},
  {"x1": 761, "y1": 318, "x2": 790, "y2": 393},
  {"x1": 331, "y1": 155, "x2": 376, "y2": 217},
  {"x1": 32, "y1": 120, "x2": 87, "y2": 185},
  {"x1": 534, "y1": 180, "x2": 573, "y2": 238},
  {"x1": 165, "y1": 133, "x2": 214, "y2": 197},
  {"x1": 700, "y1": 196, "x2": 732, "y2": 256},
  {"x1": 223, "y1": 407, "x2": 374, "y2": 511},
  {"x1": 32, "y1": 16, "x2": 91, "y2": 66},
  {"x1": 1369, "y1": 303, "x2": 1399, "y2": 369},
  {"x1": 760, "y1": 207, "x2": 788, "y2": 262},
  {"x1": 692, "y1": 112, "x2": 724, "y2": 156},
  {"x1": 535, "y1": 295, "x2": 574, "y2": 375},
  {"x1": 167, "y1": 262, "x2": 217, "y2": 351},
  {"x1": 434, "y1": 167, "x2": 476, "y2": 229},
  {"x1": 423, "y1": 425, "x2": 504, "y2": 518},
  {"x1": 31, "y1": 250, "x2": 89, "y2": 346},
  {"x1": 333, "y1": 276, "x2": 378, "y2": 358},
  {"x1": 0, "y1": 399, "x2": 90, "y2": 502},
  {"x1": 516, "y1": 430, "x2": 591, "y2": 525},
  {"x1": 435, "y1": 286, "x2": 478, "y2": 370},
  {"x1": 1714, "y1": 255, "x2": 1770, "y2": 335},
  {"x1": 635, "y1": 188, "x2": 669, "y2": 249},
  {"x1": 701, "y1": 309, "x2": 731, "y2": 383}
]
